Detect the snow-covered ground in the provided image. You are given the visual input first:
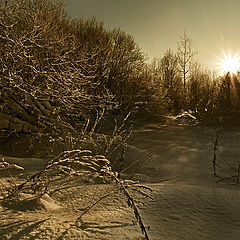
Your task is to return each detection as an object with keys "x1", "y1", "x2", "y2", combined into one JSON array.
[
  {"x1": 130, "y1": 119, "x2": 240, "y2": 240},
  {"x1": 0, "y1": 118, "x2": 240, "y2": 239}
]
